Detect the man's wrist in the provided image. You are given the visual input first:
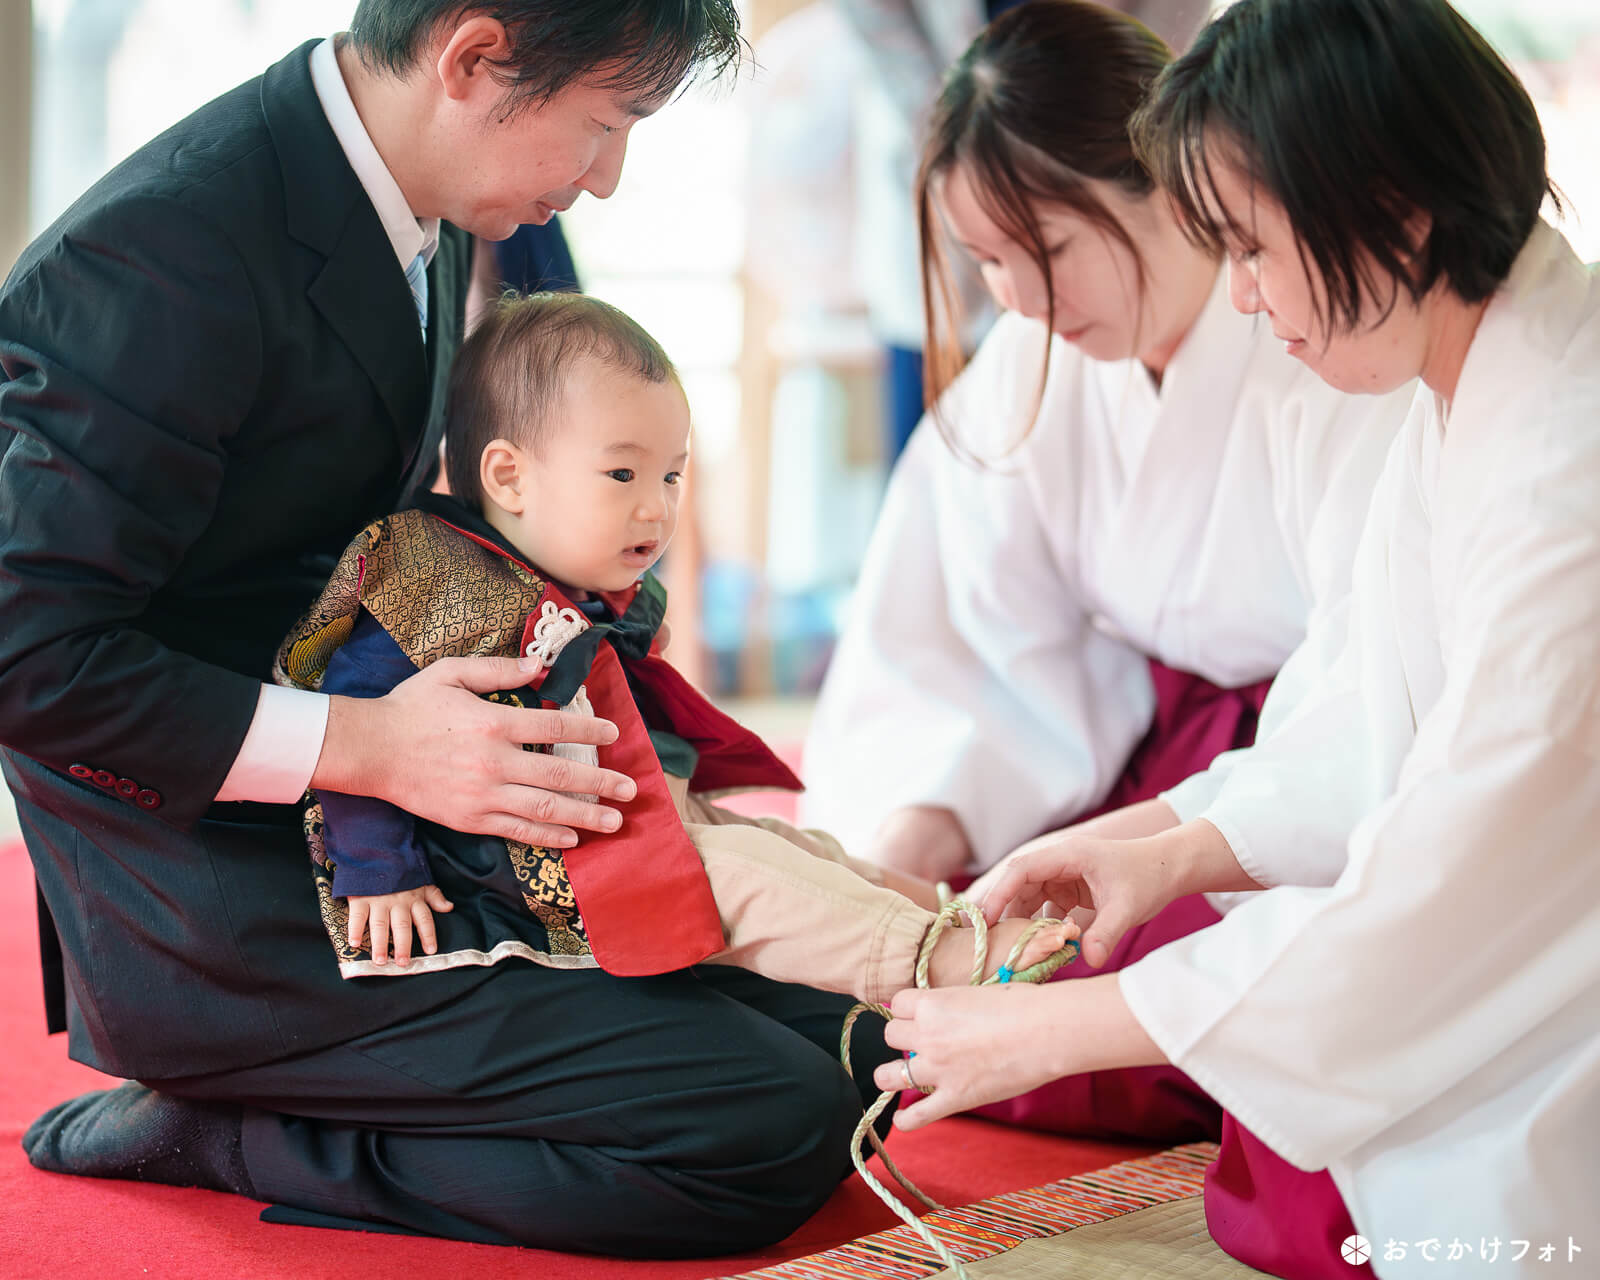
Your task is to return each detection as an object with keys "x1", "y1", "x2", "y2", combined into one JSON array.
[{"x1": 311, "y1": 694, "x2": 381, "y2": 797}]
